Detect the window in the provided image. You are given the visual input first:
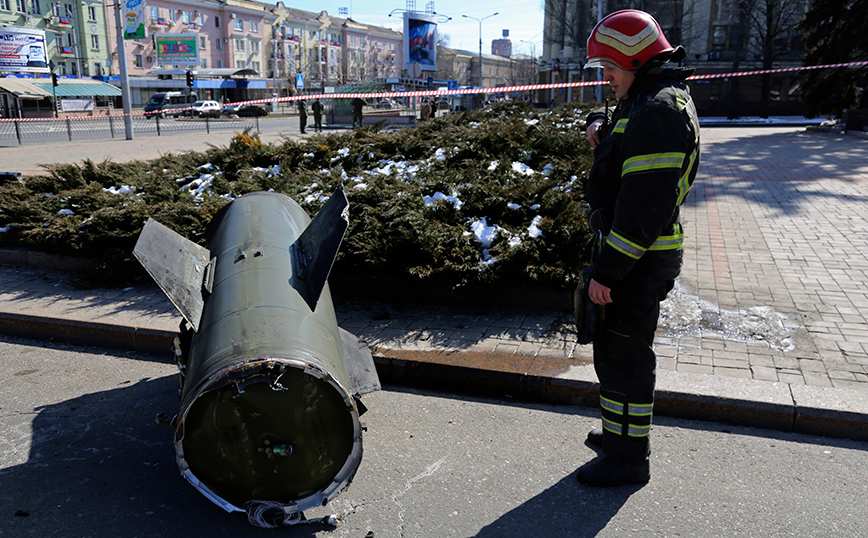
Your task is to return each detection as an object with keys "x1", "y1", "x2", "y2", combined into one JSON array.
[
  {"x1": 202, "y1": 58, "x2": 207, "y2": 68},
  {"x1": 70, "y1": 61, "x2": 77, "y2": 76},
  {"x1": 64, "y1": 3, "x2": 71, "y2": 17},
  {"x1": 252, "y1": 41, "x2": 259, "y2": 54},
  {"x1": 0, "y1": 0, "x2": 10, "y2": 10},
  {"x1": 16, "y1": 0, "x2": 25, "y2": 12},
  {"x1": 251, "y1": 61, "x2": 259, "y2": 72},
  {"x1": 31, "y1": 0, "x2": 41, "y2": 14},
  {"x1": 216, "y1": 38, "x2": 222, "y2": 50},
  {"x1": 236, "y1": 39, "x2": 245, "y2": 51},
  {"x1": 66, "y1": 33, "x2": 73, "y2": 46},
  {"x1": 712, "y1": 26, "x2": 727, "y2": 51},
  {"x1": 134, "y1": 54, "x2": 143, "y2": 67},
  {"x1": 87, "y1": 5, "x2": 95, "y2": 20},
  {"x1": 216, "y1": 59, "x2": 223, "y2": 68},
  {"x1": 198, "y1": 13, "x2": 203, "y2": 25},
  {"x1": 91, "y1": 34, "x2": 99, "y2": 49},
  {"x1": 182, "y1": 11, "x2": 190, "y2": 24},
  {"x1": 251, "y1": 20, "x2": 258, "y2": 33},
  {"x1": 150, "y1": 6, "x2": 157, "y2": 19},
  {"x1": 51, "y1": 2, "x2": 59, "y2": 16},
  {"x1": 199, "y1": 36, "x2": 206, "y2": 49},
  {"x1": 58, "y1": 60, "x2": 66, "y2": 74},
  {"x1": 234, "y1": 18, "x2": 243, "y2": 31}
]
